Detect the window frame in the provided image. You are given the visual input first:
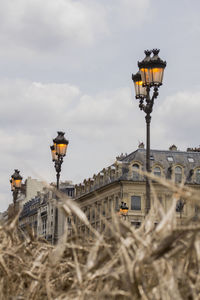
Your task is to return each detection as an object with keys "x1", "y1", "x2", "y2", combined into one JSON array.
[
  {"x1": 131, "y1": 195, "x2": 141, "y2": 211},
  {"x1": 196, "y1": 168, "x2": 200, "y2": 184},
  {"x1": 153, "y1": 166, "x2": 162, "y2": 177},
  {"x1": 167, "y1": 156, "x2": 174, "y2": 162},
  {"x1": 188, "y1": 157, "x2": 194, "y2": 163},
  {"x1": 132, "y1": 163, "x2": 140, "y2": 181},
  {"x1": 174, "y1": 166, "x2": 183, "y2": 183}
]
